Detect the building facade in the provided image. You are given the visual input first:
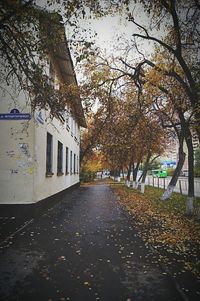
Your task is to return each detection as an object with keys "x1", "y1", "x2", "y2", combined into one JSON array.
[
  {"x1": 0, "y1": 12, "x2": 86, "y2": 204},
  {"x1": 160, "y1": 132, "x2": 199, "y2": 171}
]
